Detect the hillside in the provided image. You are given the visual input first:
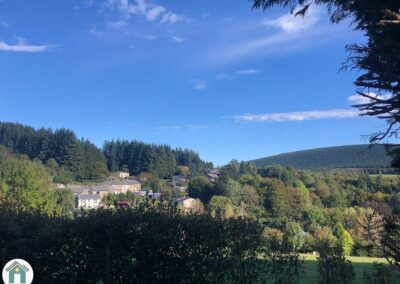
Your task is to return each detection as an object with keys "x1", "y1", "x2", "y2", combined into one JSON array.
[
  {"x1": 249, "y1": 145, "x2": 394, "y2": 171},
  {"x1": 0, "y1": 122, "x2": 212, "y2": 181}
]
